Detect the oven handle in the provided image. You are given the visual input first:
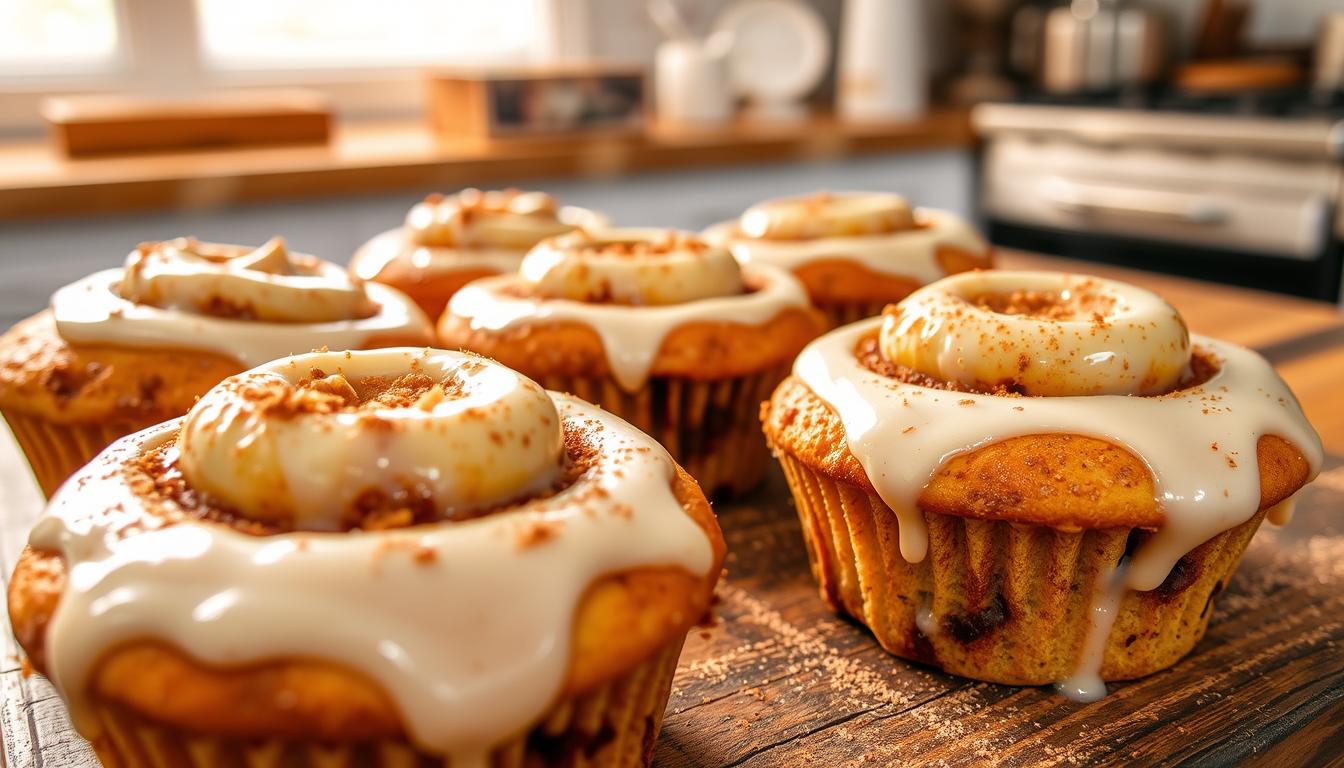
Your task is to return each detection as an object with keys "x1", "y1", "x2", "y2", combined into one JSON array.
[{"x1": 1041, "y1": 180, "x2": 1230, "y2": 225}]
